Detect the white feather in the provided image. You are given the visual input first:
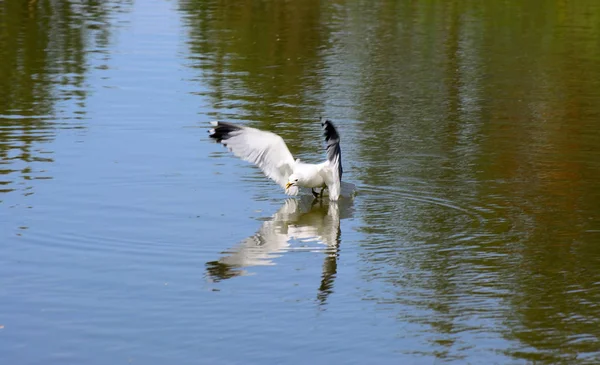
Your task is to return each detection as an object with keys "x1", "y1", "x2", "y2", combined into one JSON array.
[{"x1": 211, "y1": 122, "x2": 297, "y2": 194}]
